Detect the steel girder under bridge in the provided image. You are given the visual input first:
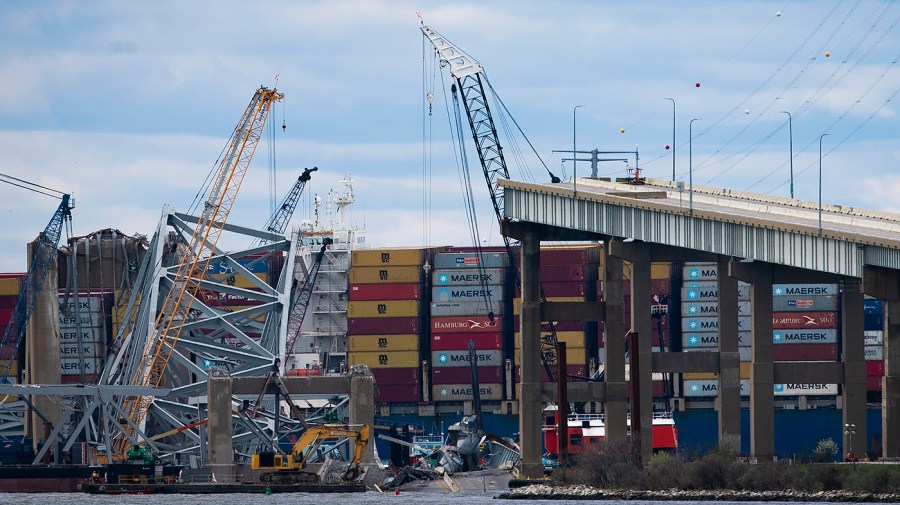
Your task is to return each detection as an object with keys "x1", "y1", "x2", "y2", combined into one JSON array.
[{"x1": 500, "y1": 176, "x2": 900, "y2": 478}]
